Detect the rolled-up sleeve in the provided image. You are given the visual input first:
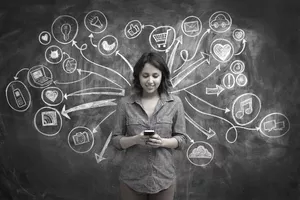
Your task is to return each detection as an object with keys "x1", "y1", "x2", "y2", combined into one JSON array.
[
  {"x1": 112, "y1": 98, "x2": 126, "y2": 150},
  {"x1": 172, "y1": 97, "x2": 187, "y2": 150}
]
